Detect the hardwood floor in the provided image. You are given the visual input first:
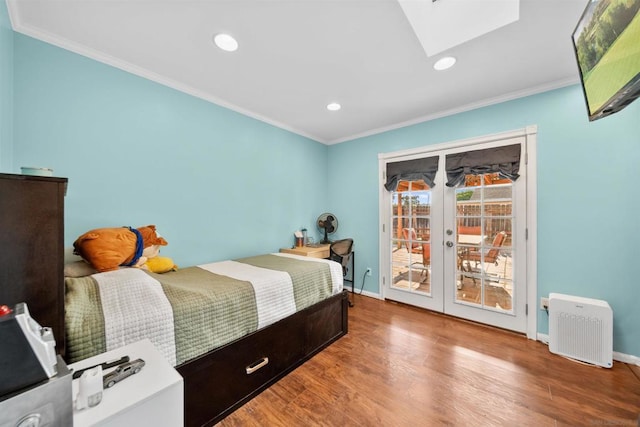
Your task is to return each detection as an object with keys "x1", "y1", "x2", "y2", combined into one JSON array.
[{"x1": 218, "y1": 294, "x2": 640, "y2": 426}]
